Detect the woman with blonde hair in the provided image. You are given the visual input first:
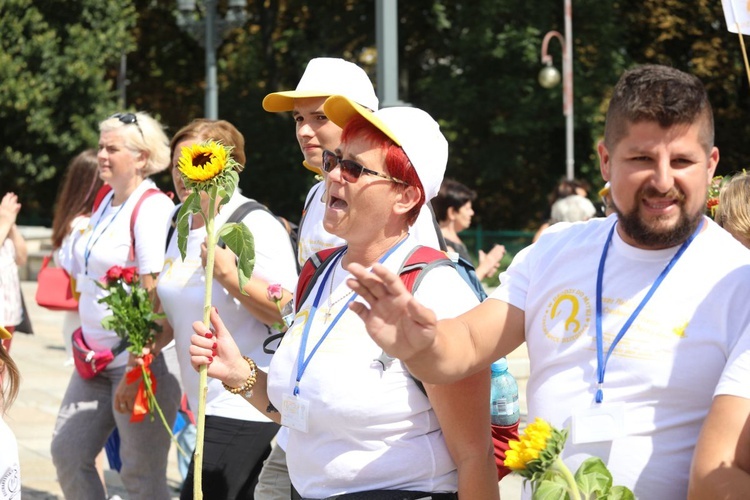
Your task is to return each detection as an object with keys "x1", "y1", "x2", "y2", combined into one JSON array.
[
  {"x1": 0, "y1": 325, "x2": 21, "y2": 499},
  {"x1": 715, "y1": 171, "x2": 750, "y2": 249},
  {"x1": 51, "y1": 111, "x2": 181, "y2": 500}
]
